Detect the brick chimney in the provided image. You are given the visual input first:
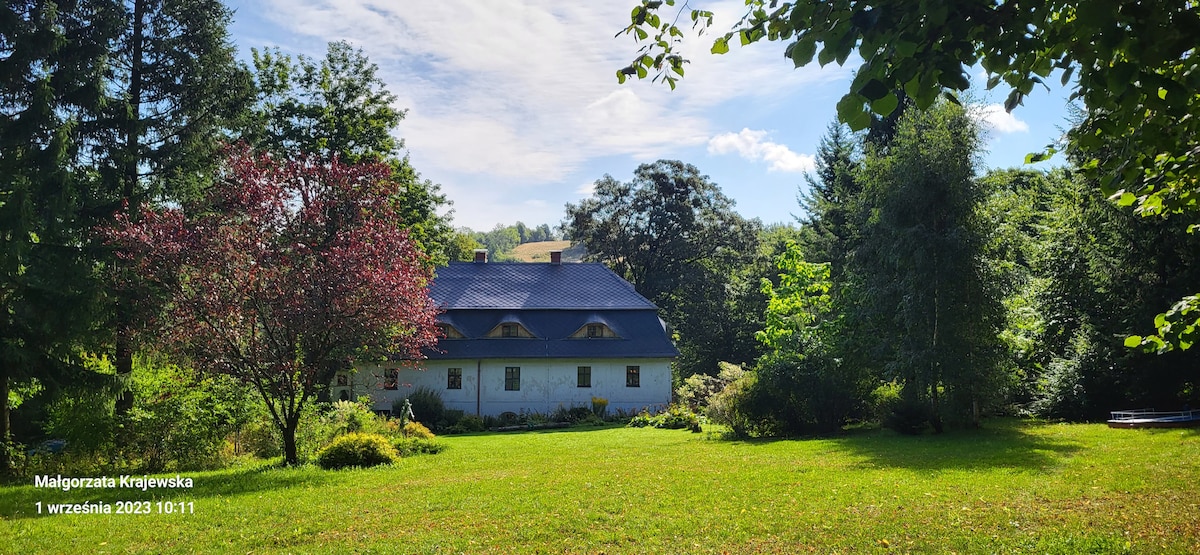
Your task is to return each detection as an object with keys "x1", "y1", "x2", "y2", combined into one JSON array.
[
  {"x1": 473, "y1": 249, "x2": 488, "y2": 263},
  {"x1": 550, "y1": 250, "x2": 562, "y2": 265}
]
